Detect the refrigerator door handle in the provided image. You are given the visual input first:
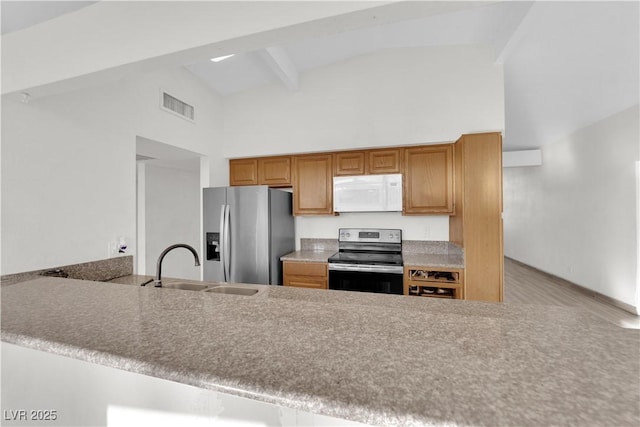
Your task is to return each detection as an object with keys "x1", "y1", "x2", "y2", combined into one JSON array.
[
  {"x1": 219, "y1": 204, "x2": 227, "y2": 281},
  {"x1": 224, "y1": 204, "x2": 231, "y2": 281}
]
